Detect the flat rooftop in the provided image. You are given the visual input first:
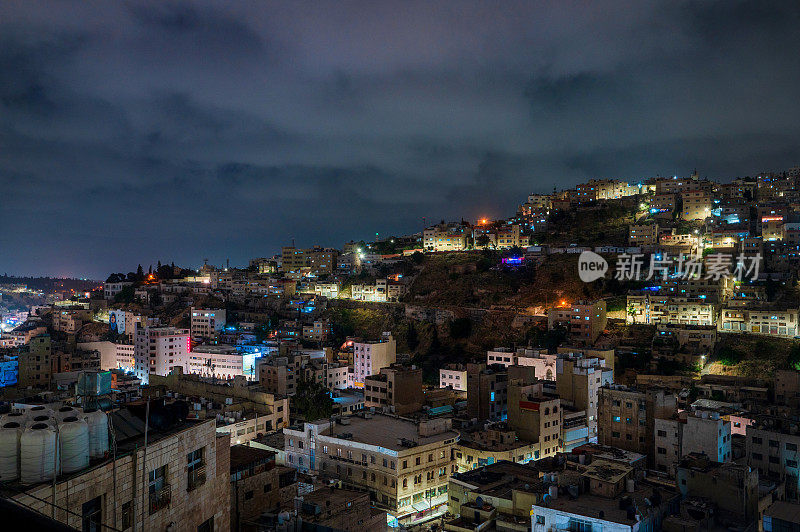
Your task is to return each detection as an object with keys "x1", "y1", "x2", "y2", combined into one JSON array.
[
  {"x1": 537, "y1": 482, "x2": 669, "y2": 525},
  {"x1": 316, "y1": 414, "x2": 458, "y2": 451}
]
